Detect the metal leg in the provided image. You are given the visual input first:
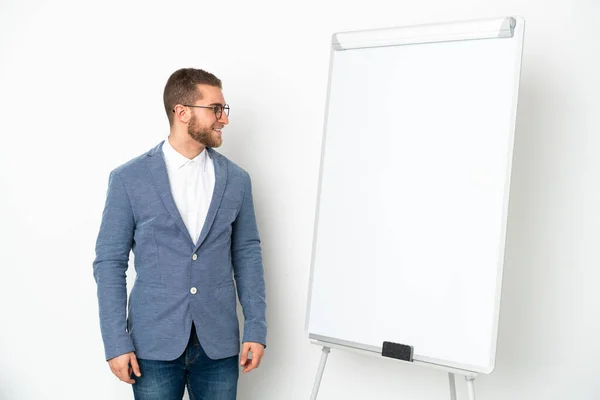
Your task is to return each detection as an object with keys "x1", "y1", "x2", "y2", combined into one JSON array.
[
  {"x1": 466, "y1": 376, "x2": 476, "y2": 400},
  {"x1": 310, "y1": 347, "x2": 331, "y2": 400},
  {"x1": 448, "y1": 373, "x2": 457, "y2": 400}
]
